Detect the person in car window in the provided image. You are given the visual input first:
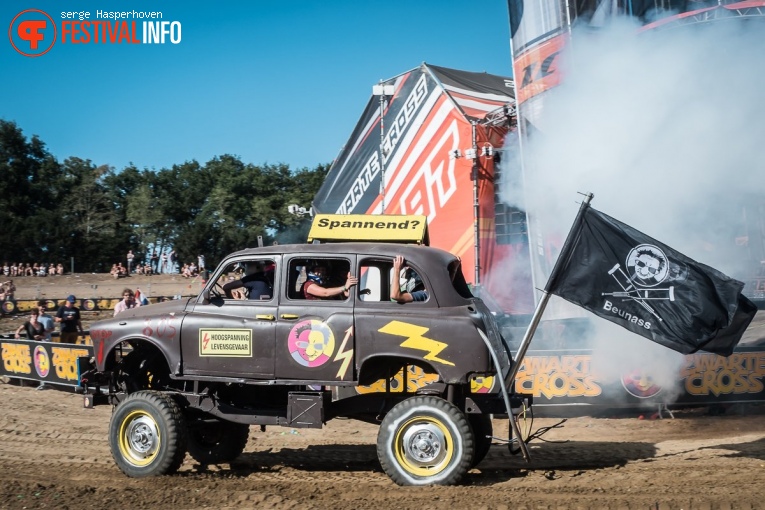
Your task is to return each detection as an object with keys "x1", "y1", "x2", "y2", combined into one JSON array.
[
  {"x1": 223, "y1": 262, "x2": 273, "y2": 300},
  {"x1": 302, "y1": 264, "x2": 358, "y2": 300},
  {"x1": 391, "y1": 255, "x2": 428, "y2": 303}
]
